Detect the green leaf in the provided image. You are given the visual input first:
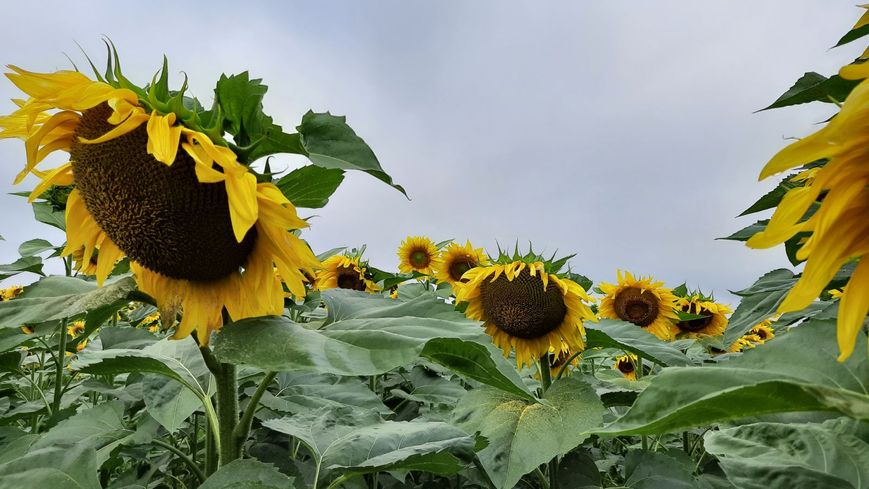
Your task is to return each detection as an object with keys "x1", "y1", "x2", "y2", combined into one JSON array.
[
  {"x1": 596, "y1": 320, "x2": 869, "y2": 436},
  {"x1": 321, "y1": 289, "x2": 468, "y2": 323},
  {"x1": 264, "y1": 407, "x2": 474, "y2": 485},
  {"x1": 213, "y1": 292, "x2": 481, "y2": 376},
  {"x1": 0, "y1": 256, "x2": 44, "y2": 281},
  {"x1": 32, "y1": 201, "x2": 65, "y2": 231},
  {"x1": 199, "y1": 459, "x2": 296, "y2": 489},
  {"x1": 835, "y1": 22, "x2": 869, "y2": 47},
  {"x1": 98, "y1": 327, "x2": 158, "y2": 350},
  {"x1": 738, "y1": 177, "x2": 797, "y2": 217},
  {"x1": 759, "y1": 72, "x2": 859, "y2": 111},
  {"x1": 32, "y1": 401, "x2": 140, "y2": 466},
  {"x1": 0, "y1": 276, "x2": 137, "y2": 329},
  {"x1": 275, "y1": 165, "x2": 345, "y2": 209},
  {"x1": 452, "y1": 376, "x2": 605, "y2": 489},
  {"x1": 585, "y1": 320, "x2": 692, "y2": 367},
  {"x1": 297, "y1": 111, "x2": 406, "y2": 197},
  {"x1": 420, "y1": 338, "x2": 536, "y2": 401},
  {"x1": 215, "y1": 72, "x2": 269, "y2": 146},
  {"x1": 17, "y1": 239, "x2": 56, "y2": 257},
  {"x1": 142, "y1": 373, "x2": 201, "y2": 432},
  {"x1": 719, "y1": 220, "x2": 767, "y2": 242},
  {"x1": 0, "y1": 444, "x2": 100, "y2": 489},
  {"x1": 705, "y1": 421, "x2": 869, "y2": 489},
  {"x1": 724, "y1": 269, "x2": 798, "y2": 345},
  {"x1": 260, "y1": 373, "x2": 390, "y2": 415},
  {"x1": 623, "y1": 450, "x2": 696, "y2": 489},
  {"x1": 555, "y1": 450, "x2": 602, "y2": 489}
]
